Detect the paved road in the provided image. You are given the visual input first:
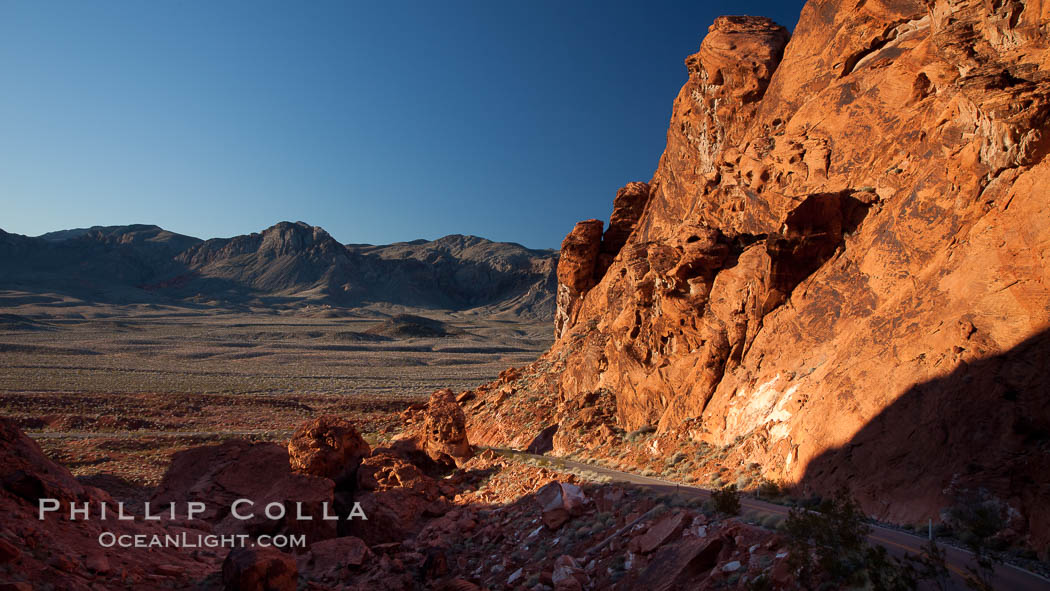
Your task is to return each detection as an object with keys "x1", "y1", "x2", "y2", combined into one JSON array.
[{"x1": 497, "y1": 450, "x2": 1050, "y2": 591}]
